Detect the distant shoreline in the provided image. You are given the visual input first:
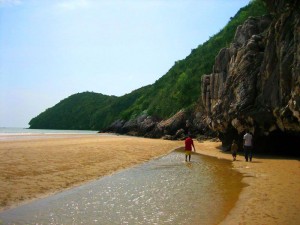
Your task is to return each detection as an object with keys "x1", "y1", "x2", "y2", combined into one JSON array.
[{"x1": 0, "y1": 127, "x2": 112, "y2": 141}]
